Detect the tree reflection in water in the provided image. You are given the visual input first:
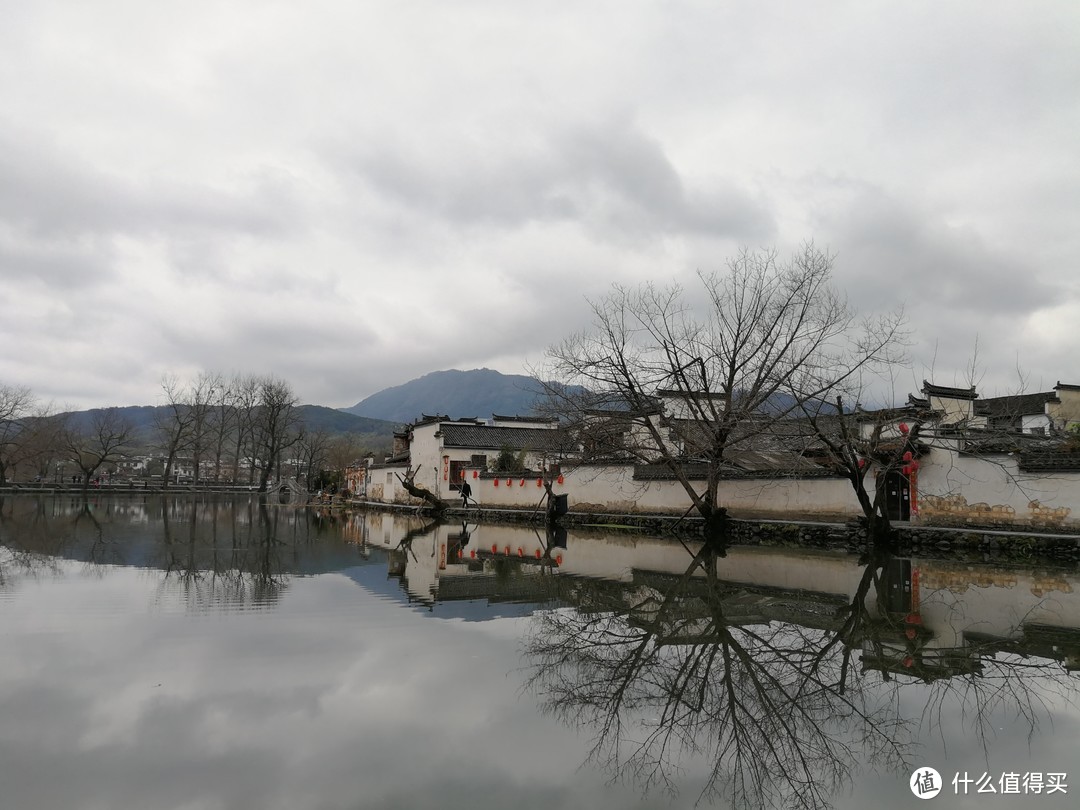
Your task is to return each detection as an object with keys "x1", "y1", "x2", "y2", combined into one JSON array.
[
  {"x1": 157, "y1": 496, "x2": 293, "y2": 608},
  {"x1": 523, "y1": 541, "x2": 1080, "y2": 809},
  {"x1": 0, "y1": 494, "x2": 324, "y2": 609}
]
